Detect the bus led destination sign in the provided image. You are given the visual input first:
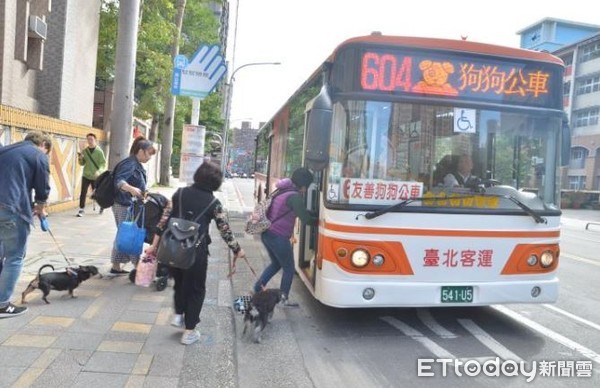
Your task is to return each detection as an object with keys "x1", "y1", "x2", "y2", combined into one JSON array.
[{"x1": 357, "y1": 50, "x2": 562, "y2": 108}]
